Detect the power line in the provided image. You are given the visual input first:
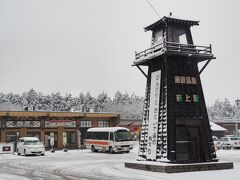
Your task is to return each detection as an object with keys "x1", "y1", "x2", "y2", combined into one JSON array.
[{"x1": 146, "y1": 0, "x2": 160, "y2": 18}]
